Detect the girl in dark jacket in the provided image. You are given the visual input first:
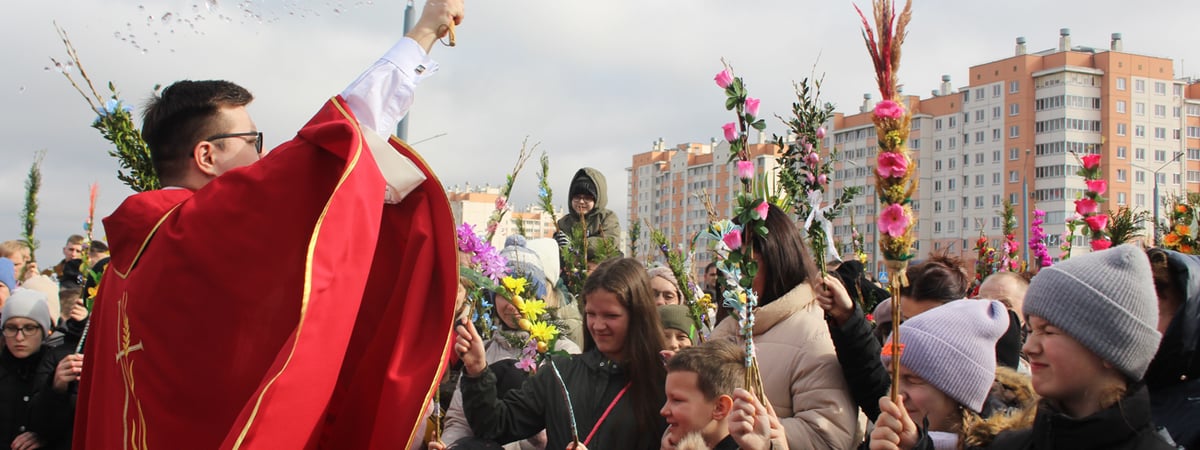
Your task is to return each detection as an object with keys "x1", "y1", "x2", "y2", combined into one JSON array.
[
  {"x1": 1, "y1": 291, "x2": 78, "y2": 450},
  {"x1": 456, "y1": 258, "x2": 668, "y2": 450}
]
